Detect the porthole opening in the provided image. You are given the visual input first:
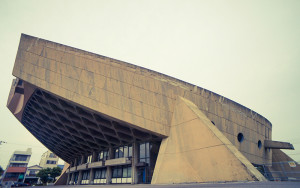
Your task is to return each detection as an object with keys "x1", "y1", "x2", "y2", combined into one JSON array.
[
  {"x1": 211, "y1": 121, "x2": 215, "y2": 125},
  {"x1": 237, "y1": 133, "x2": 244, "y2": 143},
  {"x1": 258, "y1": 140, "x2": 262, "y2": 149}
]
